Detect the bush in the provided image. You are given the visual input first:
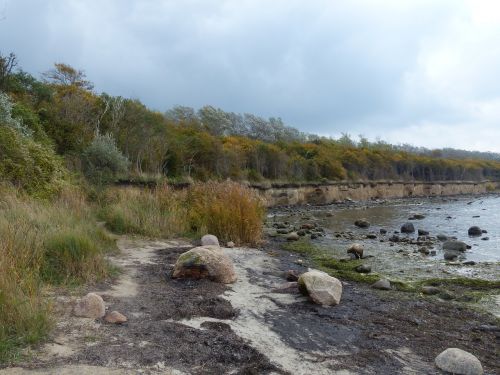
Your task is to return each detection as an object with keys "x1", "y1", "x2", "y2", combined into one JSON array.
[
  {"x1": 0, "y1": 94, "x2": 65, "y2": 197},
  {"x1": 81, "y1": 133, "x2": 129, "y2": 184},
  {"x1": 187, "y1": 181, "x2": 265, "y2": 245}
]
